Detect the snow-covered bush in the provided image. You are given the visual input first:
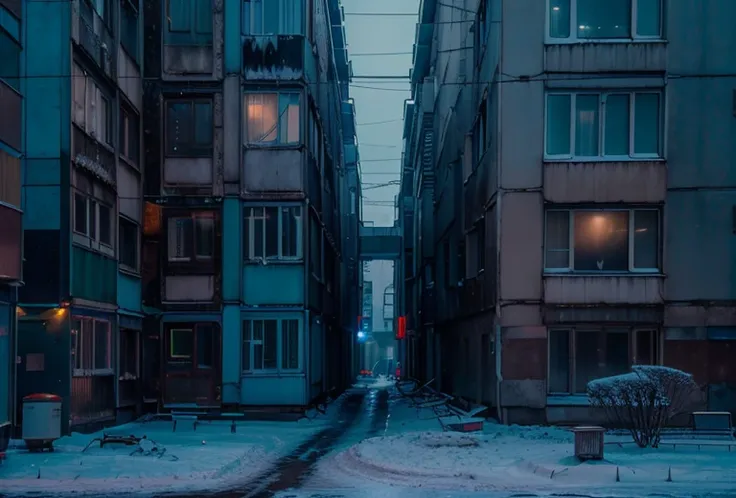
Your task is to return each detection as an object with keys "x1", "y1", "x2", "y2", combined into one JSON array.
[{"x1": 587, "y1": 366, "x2": 699, "y2": 448}]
